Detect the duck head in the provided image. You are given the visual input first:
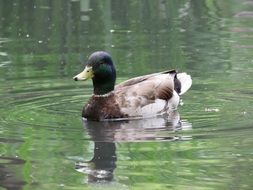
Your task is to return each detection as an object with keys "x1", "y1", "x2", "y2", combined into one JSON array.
[{"x1": 73, "y1": 51, "x2": 116, "y2": 95}]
